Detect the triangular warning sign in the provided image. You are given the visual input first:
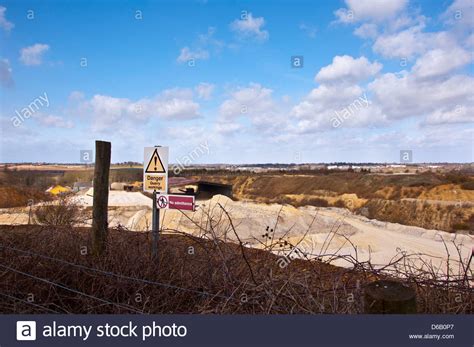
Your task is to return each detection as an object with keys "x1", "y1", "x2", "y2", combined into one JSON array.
[{"x1": 145, "y1": 149, "x2": 166, "y2": 173}]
